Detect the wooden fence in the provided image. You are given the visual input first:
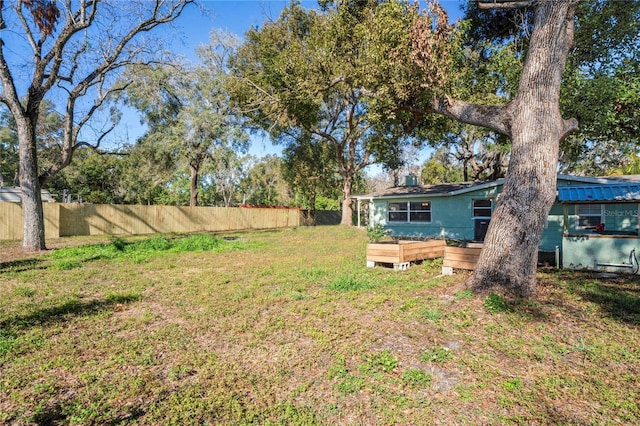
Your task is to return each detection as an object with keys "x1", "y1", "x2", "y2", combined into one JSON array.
[{"x1": 0, "y1": 202, "x2": 301, "y2": 240}]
